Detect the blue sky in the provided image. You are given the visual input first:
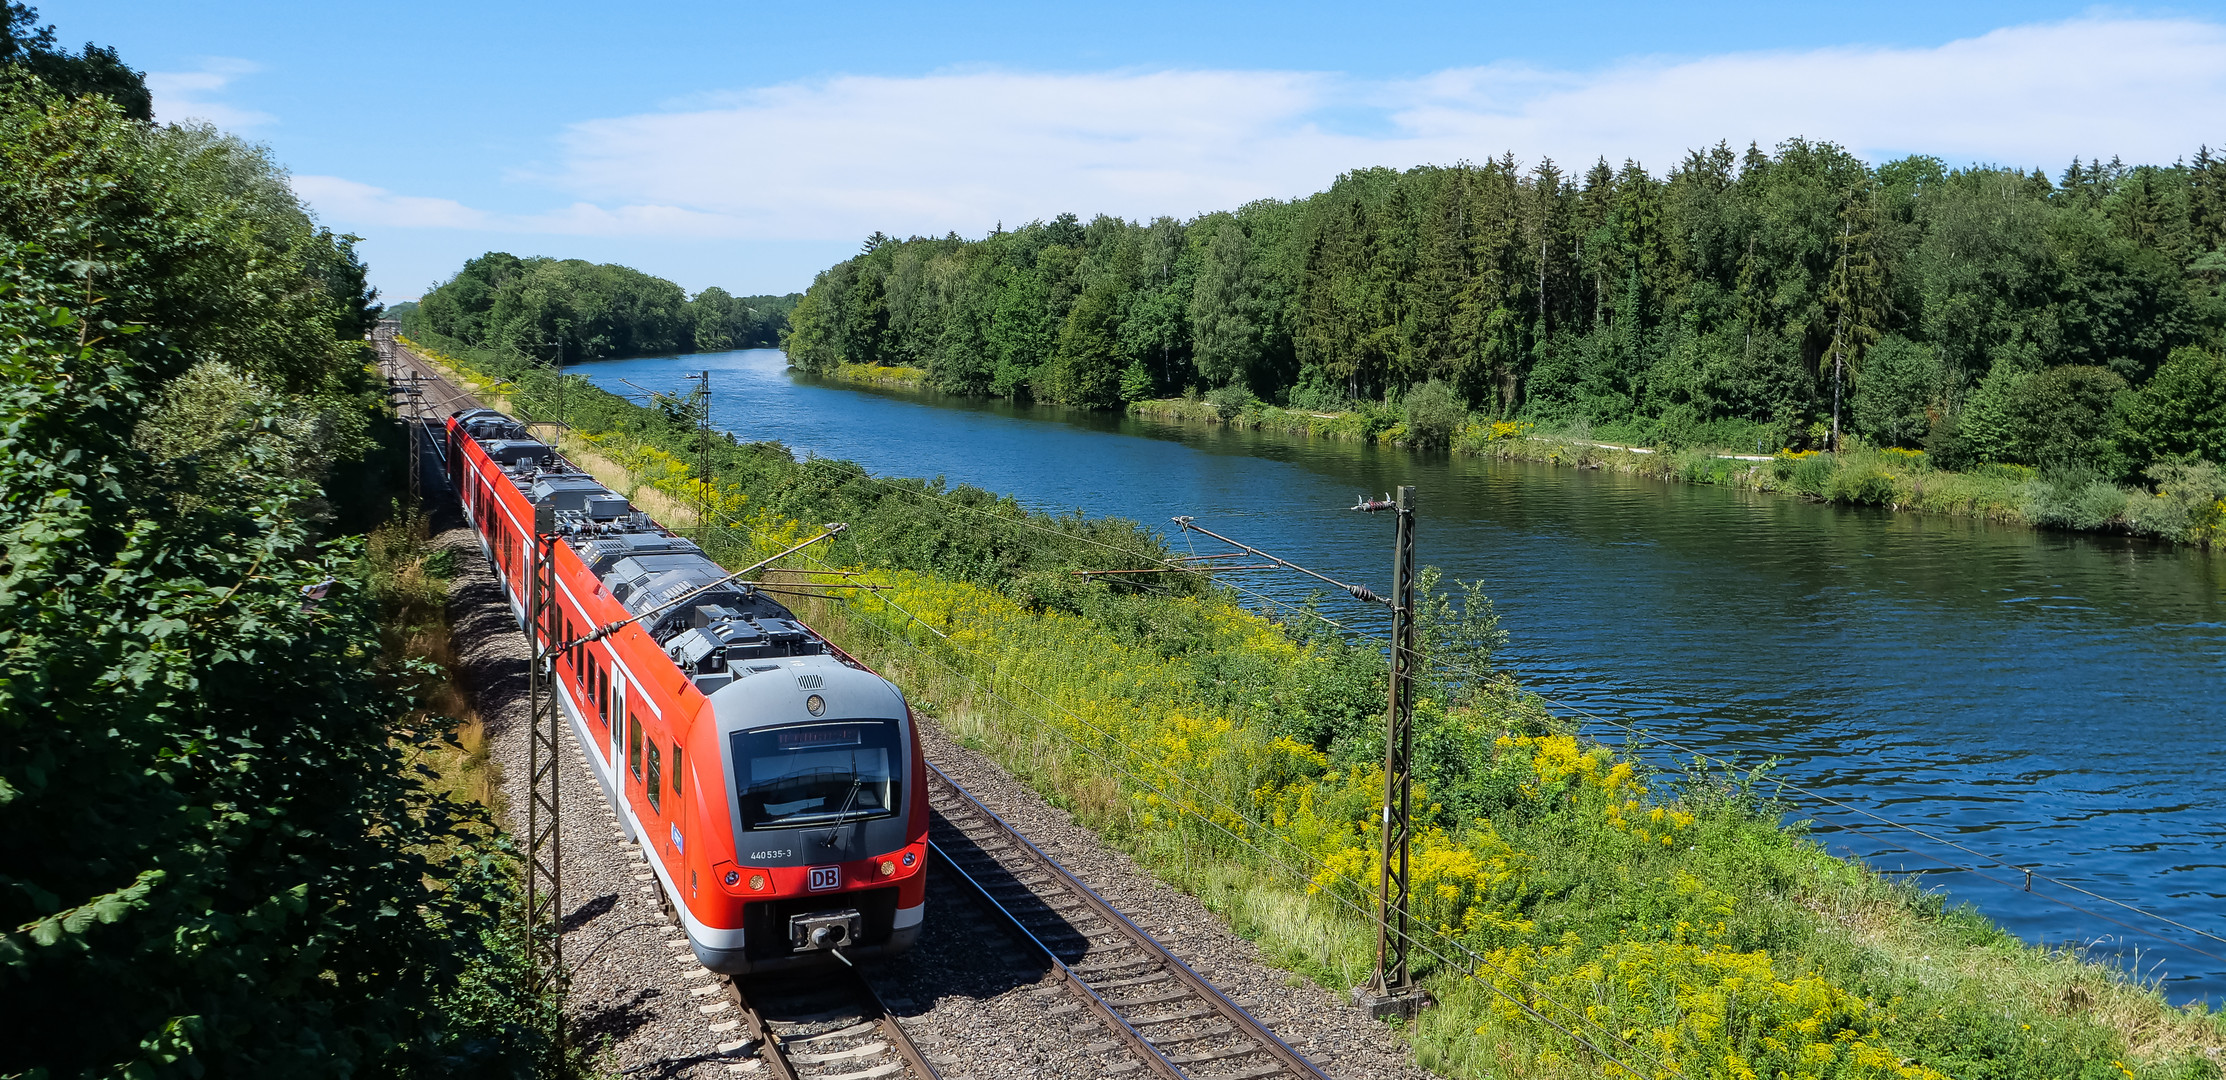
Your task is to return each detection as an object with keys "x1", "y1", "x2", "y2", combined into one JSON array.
[{"x1": 49, "y1": 1, "x2": 2226, "y2": 302}]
